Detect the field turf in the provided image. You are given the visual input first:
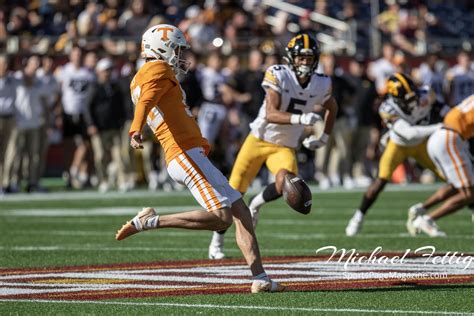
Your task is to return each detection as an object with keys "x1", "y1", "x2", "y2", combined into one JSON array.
[{"x1": 0, "y1": 184, "x2": 472, "y2": 315}]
